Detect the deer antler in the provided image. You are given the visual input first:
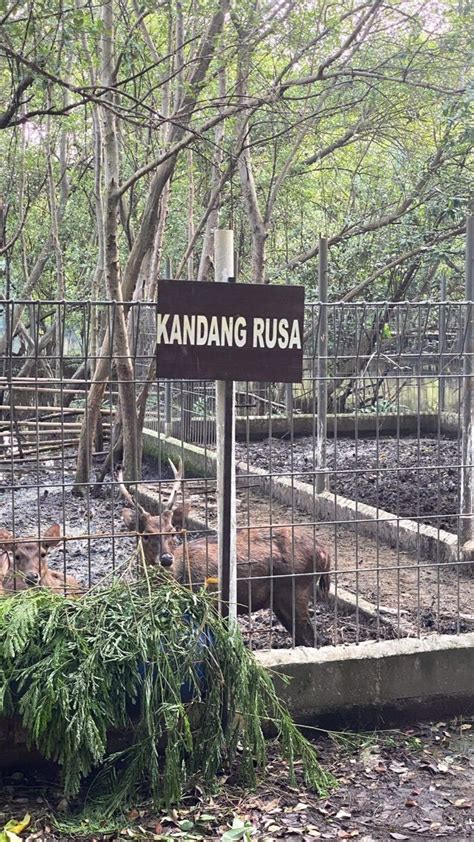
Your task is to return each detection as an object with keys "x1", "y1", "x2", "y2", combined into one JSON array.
[
  {"x1": 116, "y1": 467, "x2": 149, "y2": 516},
  {"x1": 166, "y1": 457, "x2": 183, "y2": 509},
  {"x1": 117, "y1": 461, "x2": 183, "y2": 514}
]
